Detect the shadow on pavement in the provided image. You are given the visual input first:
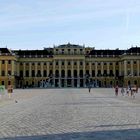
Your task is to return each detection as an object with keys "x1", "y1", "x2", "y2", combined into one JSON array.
[{"x1": 1, "y1": 128, "x2": 140, "y2": 140}]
